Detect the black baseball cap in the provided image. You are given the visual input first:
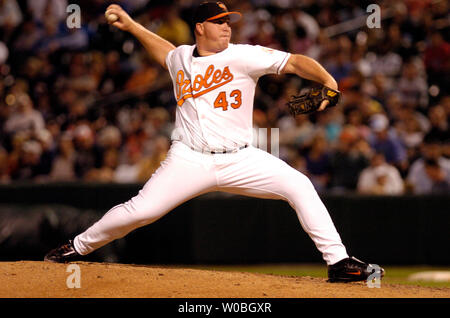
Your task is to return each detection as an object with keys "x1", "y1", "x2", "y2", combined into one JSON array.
[{"x1": 193, "y1": 1, "x2": 241, "y2": 24}]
